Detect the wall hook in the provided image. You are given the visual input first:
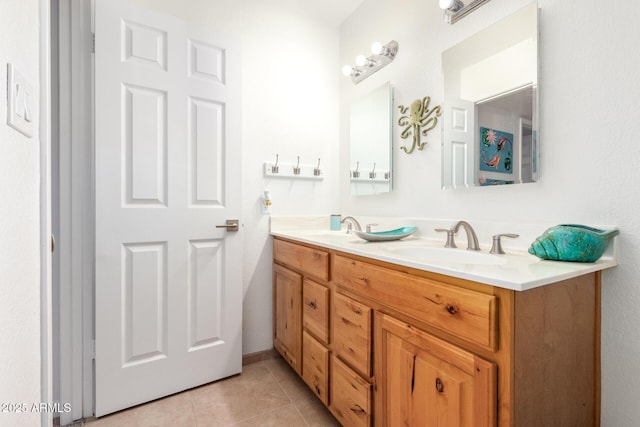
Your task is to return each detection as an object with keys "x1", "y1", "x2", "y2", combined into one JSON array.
[
  {"x1": 314, "y1": 158, "x2": 322, "y2": 176},
  {"x1": 369, "y1": 162, "x2": 377, "y2": 179},
  {"x1": 293, "y1": 156, "x2": 301, "y2": 175},
  {"x1": 352, "y1": 161, "x2": 360, "y2": 178},
  {"x1": 271, "y1": 154, "x2": 279, "y2": 174}
]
